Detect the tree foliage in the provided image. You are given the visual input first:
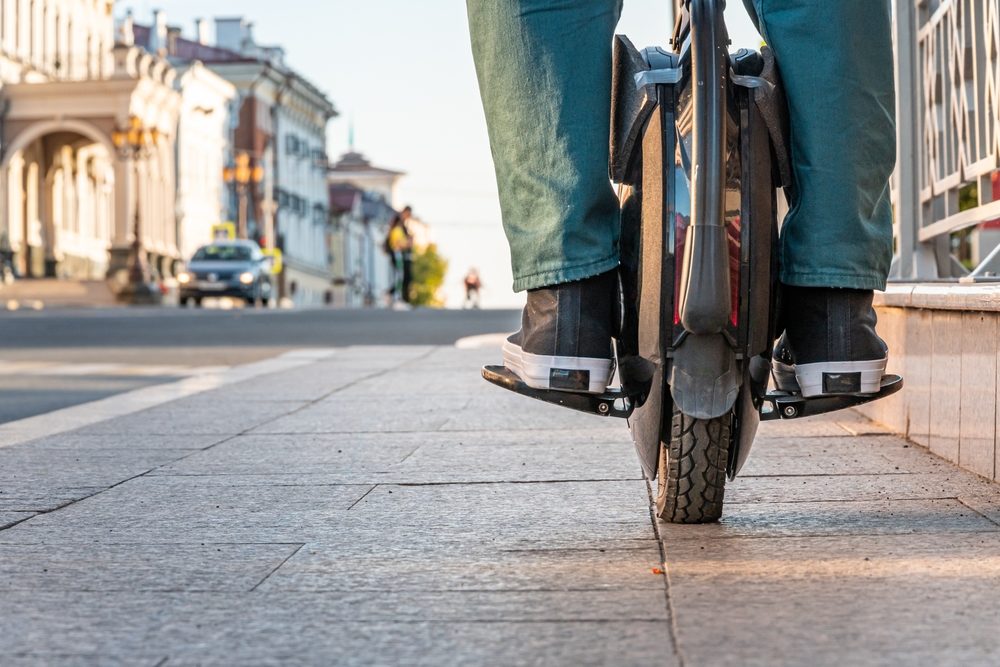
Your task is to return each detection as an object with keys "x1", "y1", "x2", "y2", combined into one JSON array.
[{"x1": 410, "y1": 243, "x2": 448, "y2": 307}]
